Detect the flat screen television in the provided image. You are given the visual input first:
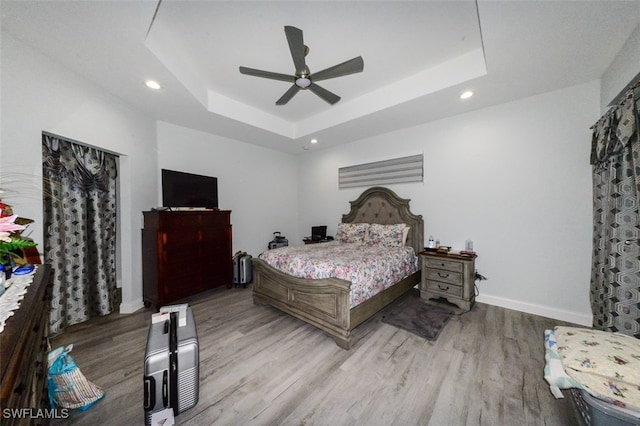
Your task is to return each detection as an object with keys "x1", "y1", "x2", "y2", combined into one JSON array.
[{"x1": 162, "y1": 169, "x2": 218, "y2": 209}]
